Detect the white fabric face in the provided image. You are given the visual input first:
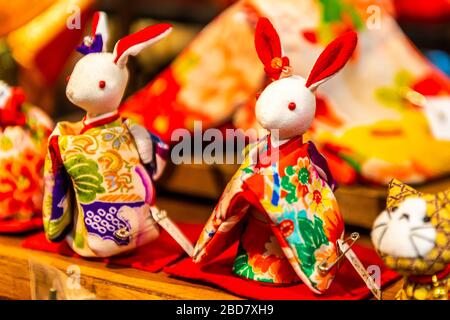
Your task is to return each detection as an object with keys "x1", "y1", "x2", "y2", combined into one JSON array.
[
  {"x1": 66, "y1": 52, "x2": 129, "y2": 115},
  {"x1": 371, "y1": 197, "x2": 437, "y2": 259},
  {"x1": 255, "y1": 75, "x2": 316, "y2": 140}
]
